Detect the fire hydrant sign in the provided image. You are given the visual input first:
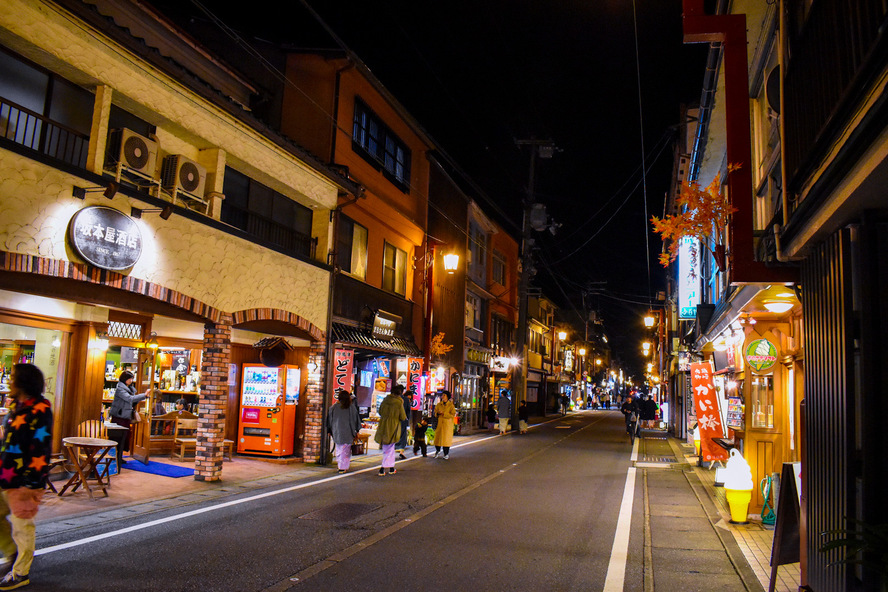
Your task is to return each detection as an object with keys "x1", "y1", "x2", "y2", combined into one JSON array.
[{"x1": 689, "y1": 362, "x2": 729, "y2": 462}]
